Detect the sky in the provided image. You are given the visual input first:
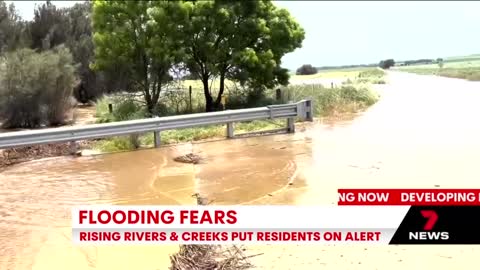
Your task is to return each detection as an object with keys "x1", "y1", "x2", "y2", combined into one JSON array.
[{"x1": 7, "y1": 1, "x2": 480, "y2": 70}]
